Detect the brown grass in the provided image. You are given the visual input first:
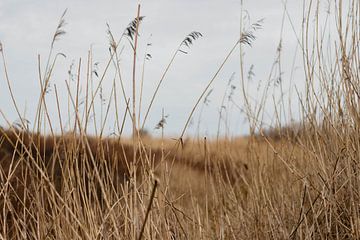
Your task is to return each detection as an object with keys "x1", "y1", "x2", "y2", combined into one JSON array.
[
  {"x1": 0, "y1": 127, "x2": 155, "y2": 237},
  {"x1": 0, "y1": 0, "x2": 359, "y2": 239},
  {"x1": 0, "y1": 127, "x2": 247, "y2": 238}
]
